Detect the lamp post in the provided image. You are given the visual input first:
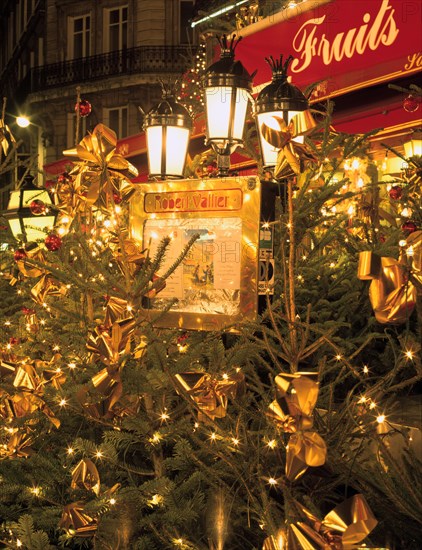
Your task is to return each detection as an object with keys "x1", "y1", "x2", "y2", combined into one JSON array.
[
  {"x1": 255, "y1": 55, "x2": 312, "y2": 170},
  {"x1": 16, "y1": 115, "x2": 46, "y2": 182},
  {"x1": 202, "y1": 34, "x2": 254, "y2": 176},
  {"x1": 403, "y1": 130, "x2": 422, "y2": 158},
  {"x1": 143, "y1": 89, "x2": 193, "y2": 180},
  {"x1": 4, "y1": 174, "x2": 56, "y2": 244}
]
